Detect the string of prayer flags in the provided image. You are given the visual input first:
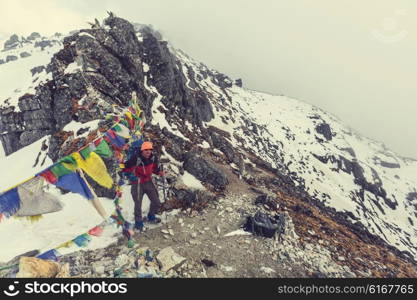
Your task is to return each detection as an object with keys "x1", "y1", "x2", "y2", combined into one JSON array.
[
  {"x1": 110, "y1": 175, "x2": 135, "y2": 248},
  {"x1": 0, "y1": 93, "x2": 145, "y2": 254}
]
